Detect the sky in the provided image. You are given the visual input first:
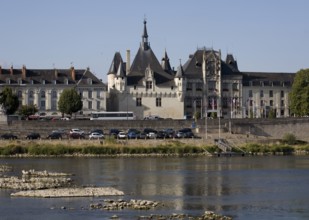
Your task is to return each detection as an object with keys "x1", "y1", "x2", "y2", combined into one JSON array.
[{"x1": 0, "y1": 0, "x2": 308, "y2": 83}]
